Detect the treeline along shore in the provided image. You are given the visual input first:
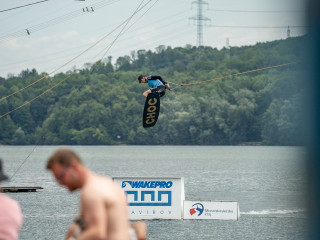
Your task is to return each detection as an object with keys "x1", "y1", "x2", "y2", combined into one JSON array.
[{"x1": 0, "y1": 36, "x2": 306, "y2": 145}]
